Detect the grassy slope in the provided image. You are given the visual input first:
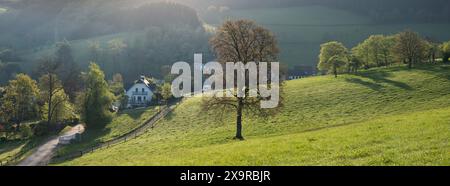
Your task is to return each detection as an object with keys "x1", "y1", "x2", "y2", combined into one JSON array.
[
  {"x1": 56, "y1": 107, "x2": 160, "y2": 156},
  {"x1": 59, "y1": 64, "x2": 450, "y2": 165},
  {"x1": 204, "y1": 6, "x2": 450, "y2": 67},
  {"x1": 62, "y1": 107, "x2": 450, "y2": 166}
]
